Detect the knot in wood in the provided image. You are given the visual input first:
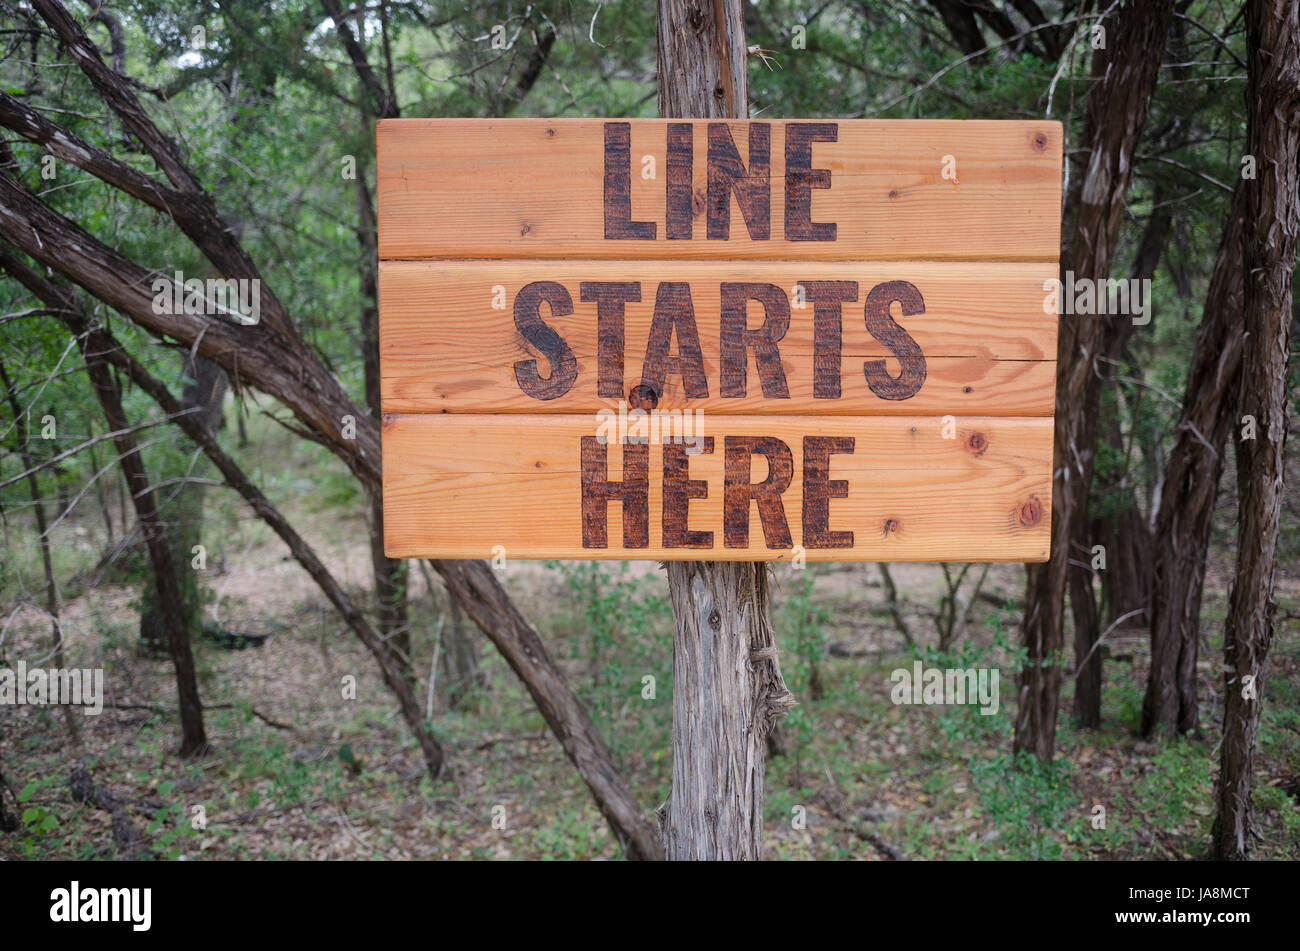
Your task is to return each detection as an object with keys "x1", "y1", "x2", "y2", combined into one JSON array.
[
  {"x1": 629, "y1": 383, "x2": 659, "y2": 409},
  {"x1": 1018, "y1": 495, "x2": 1043, "y2": 528}
]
